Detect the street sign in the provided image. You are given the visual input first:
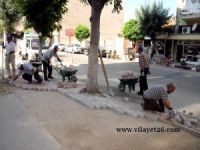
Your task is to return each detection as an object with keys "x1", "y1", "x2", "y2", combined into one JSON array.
[{"x1": 65, "y1": 29, "x2": 74, "y2": 36}]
